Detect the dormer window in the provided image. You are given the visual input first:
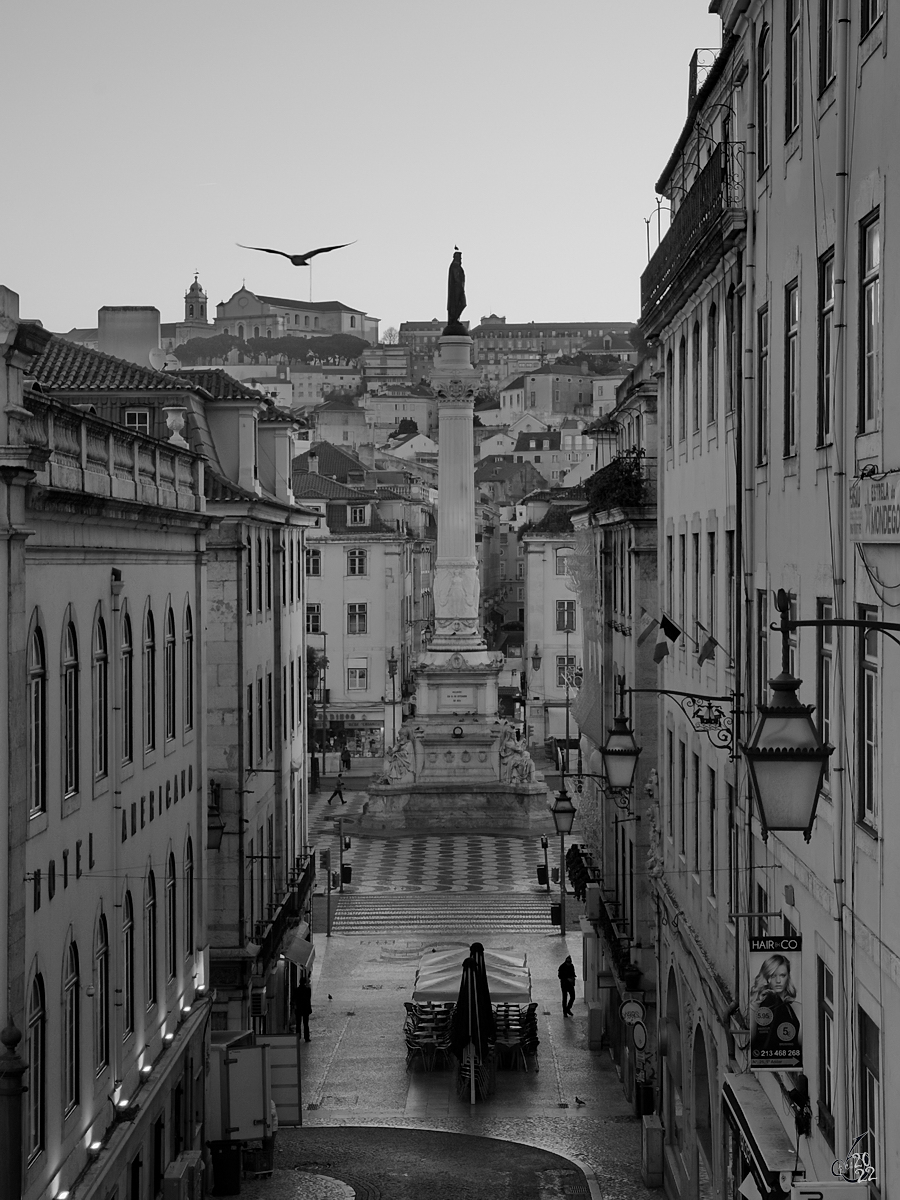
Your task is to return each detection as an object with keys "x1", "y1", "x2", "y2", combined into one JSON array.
[{"x1": 348, "y1": 505, "x2": 367, "y2": 525}]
